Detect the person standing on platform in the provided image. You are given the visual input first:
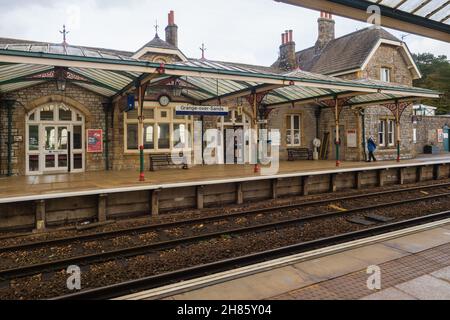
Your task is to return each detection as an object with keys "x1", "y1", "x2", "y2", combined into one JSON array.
[{"x1": 367, "y1": 136, "x2": 377, "y2": 162}]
